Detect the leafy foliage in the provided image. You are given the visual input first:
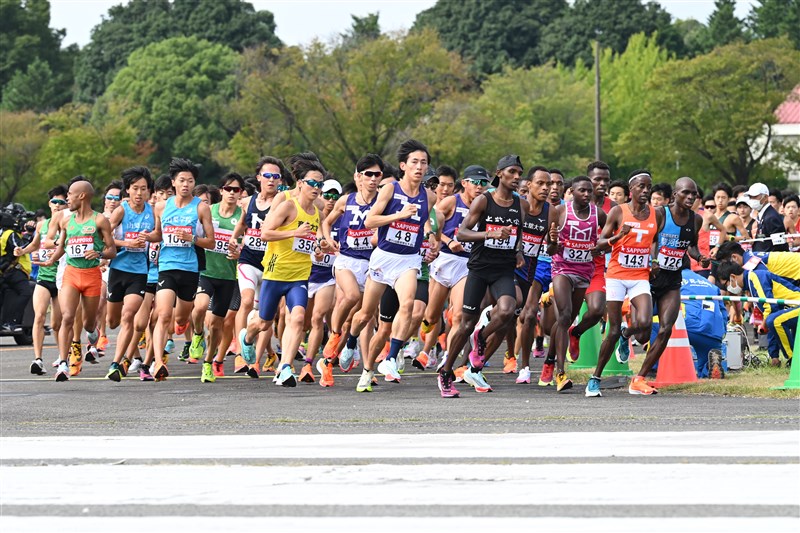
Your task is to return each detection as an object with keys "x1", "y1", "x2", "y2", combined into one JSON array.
[{"x1": 0, "y1": 110, "x2": 47, "y2": 205}]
